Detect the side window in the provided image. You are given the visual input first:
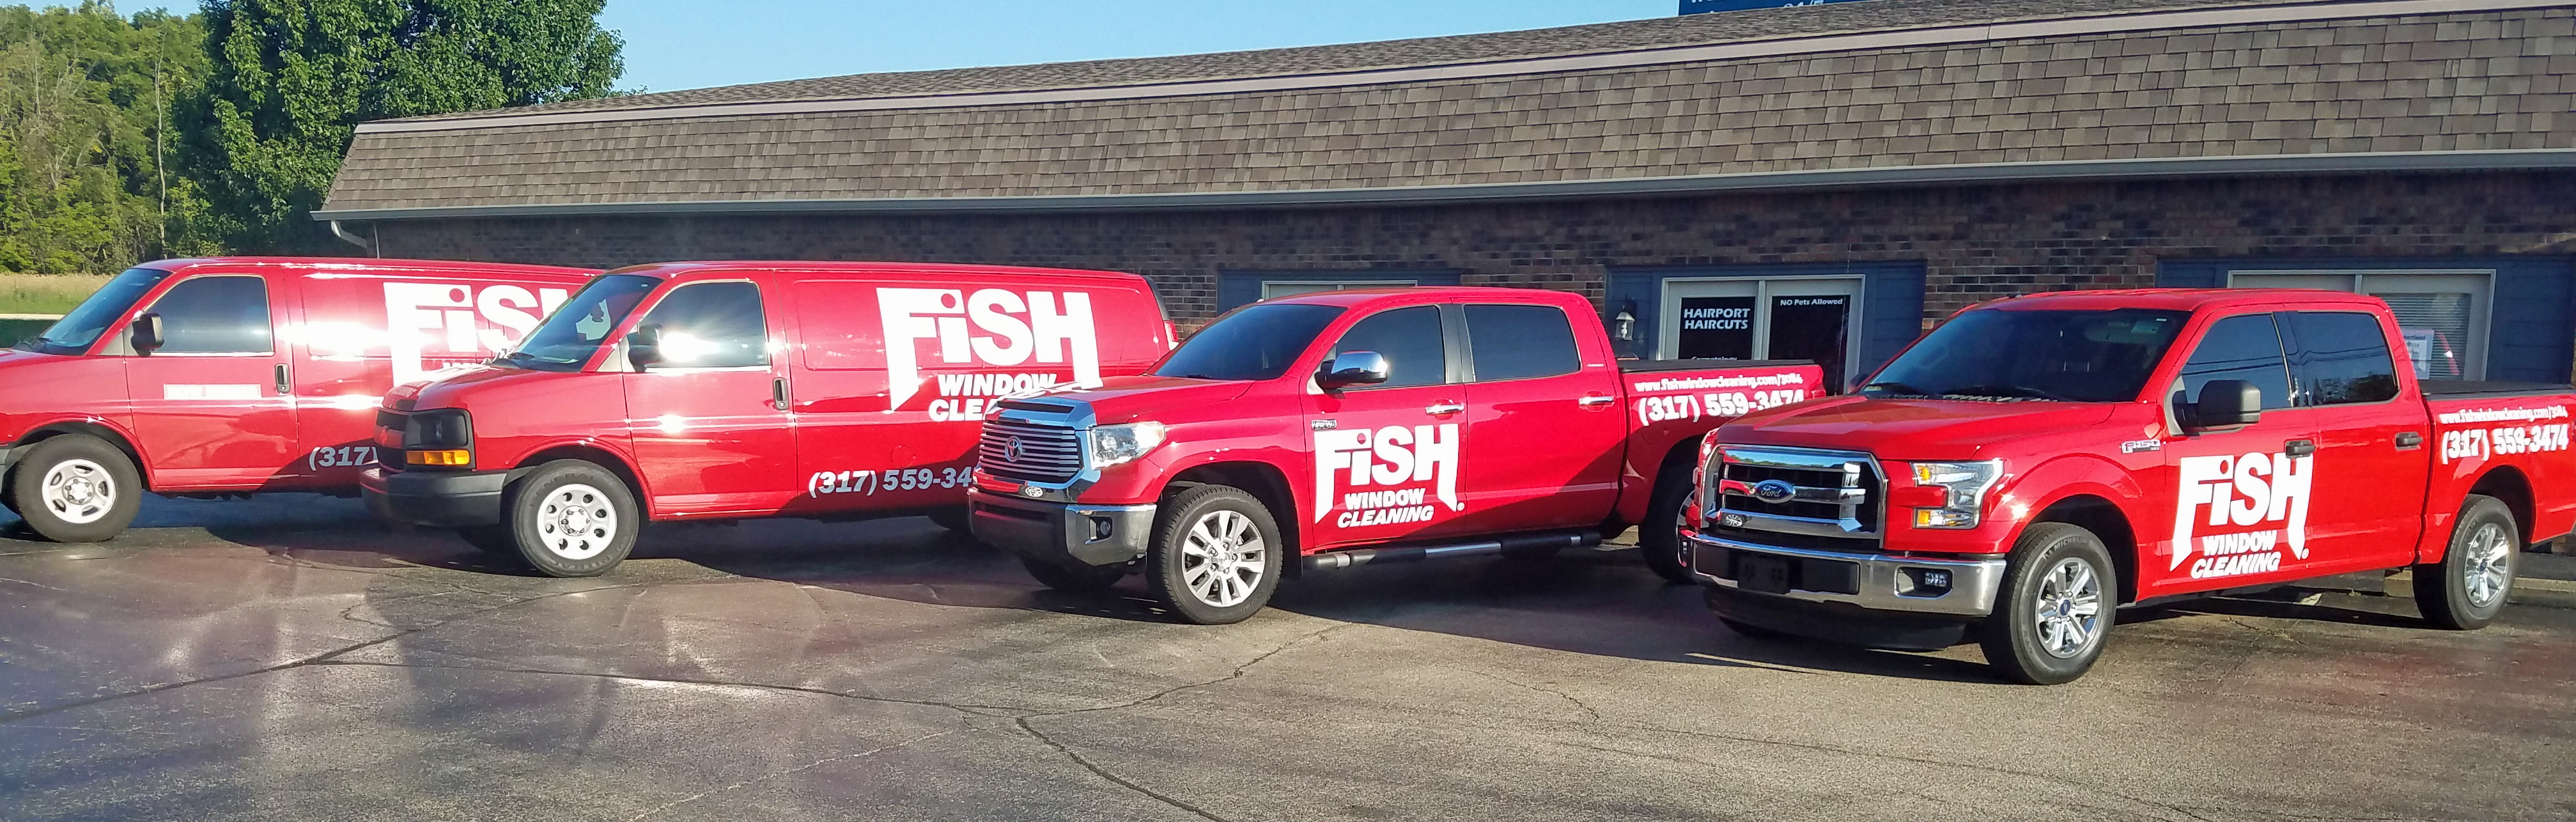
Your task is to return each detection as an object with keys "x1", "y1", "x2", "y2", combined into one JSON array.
[
  {"x1": 1329, "y1": 306, "x2": 1446, "y2": 389},
  {"x1": 2175, "y1": 313, "x2": 2292, "y2": 410},
  {"x1": 640, "y1": 281, "x2": 769, "y2": 368},
  {"x1": 145, "y1": 275, "x2": 272, "y2": 354},
  {"x1": 1466, "y1": 304, "x2": 1580, "y2": 381},
  {"x1": 2286, "y1": 311, "x2": 2400, "y2": 405}
]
